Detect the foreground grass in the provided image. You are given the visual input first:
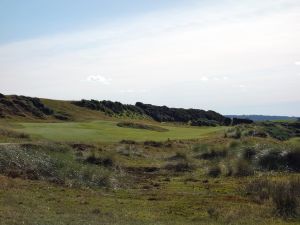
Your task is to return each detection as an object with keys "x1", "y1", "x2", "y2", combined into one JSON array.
[
  {"x1": 14, "y1": 120, "x2": 224, "y2": 142},
  {"x1": 1, "y1": 120, "x2": 300, "y2": 225},
  {"x1": 1, "y1": 173, "x2": 299, "y2": 225}
]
